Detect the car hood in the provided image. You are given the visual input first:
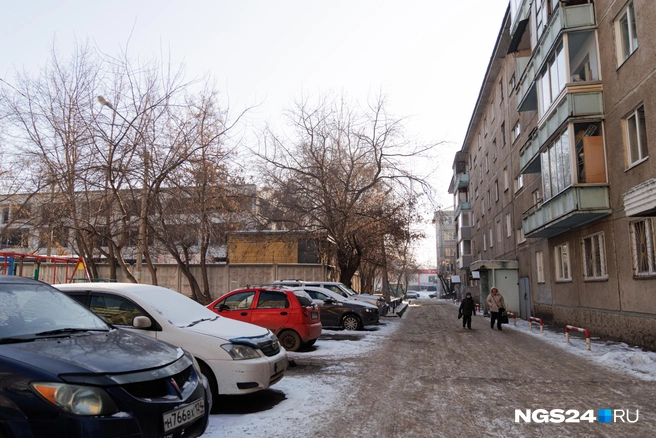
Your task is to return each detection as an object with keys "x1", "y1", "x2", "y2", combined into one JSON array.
[
  {"x1": 186, "y1": 316, "x2": 269, "y2": 340},
  {"x1": 1, "y1": 330, "x2": 183, "y2": 377}
]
